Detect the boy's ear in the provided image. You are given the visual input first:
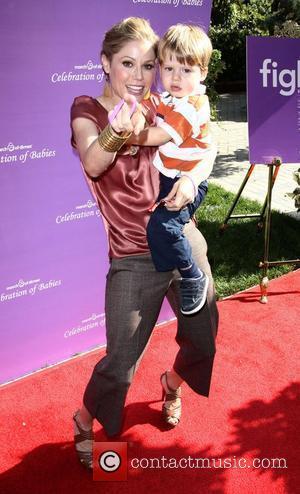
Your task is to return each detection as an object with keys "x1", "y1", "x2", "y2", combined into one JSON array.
[{"x1": 200, "y1": 67, "x2": 208, "y2": 82}]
